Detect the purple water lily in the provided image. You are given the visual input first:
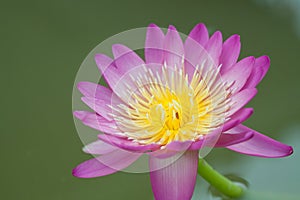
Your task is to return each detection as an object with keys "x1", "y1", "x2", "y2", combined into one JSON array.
[{"x1": 73, "y1": 23, "x2": 293, "y2": 200}]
